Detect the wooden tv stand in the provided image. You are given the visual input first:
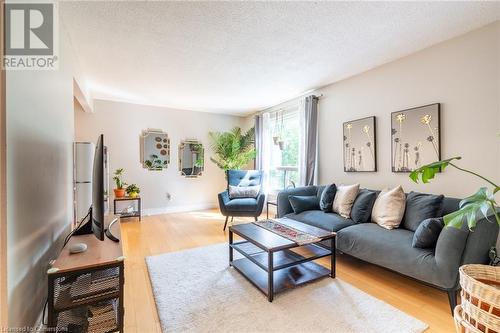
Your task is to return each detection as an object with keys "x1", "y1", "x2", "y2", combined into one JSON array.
[{"x1": 47, "y1": 215, "x2": 124, "y2": 332}]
